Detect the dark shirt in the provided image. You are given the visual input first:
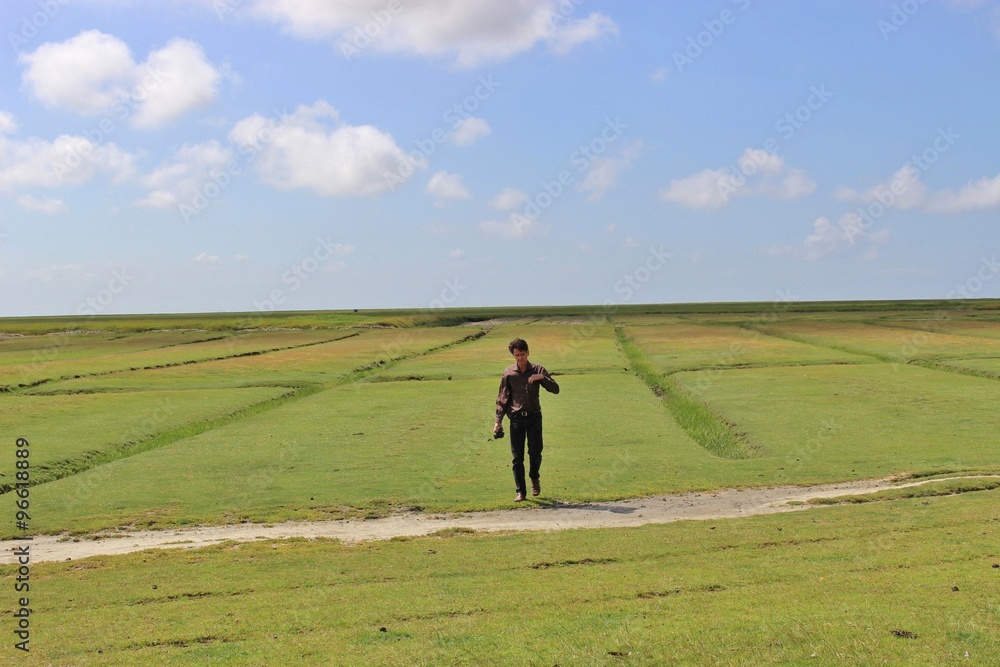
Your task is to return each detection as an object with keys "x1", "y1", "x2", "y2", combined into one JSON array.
[{"x1": 495, "y1": 362, "x2": 560, "y2": 424}]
